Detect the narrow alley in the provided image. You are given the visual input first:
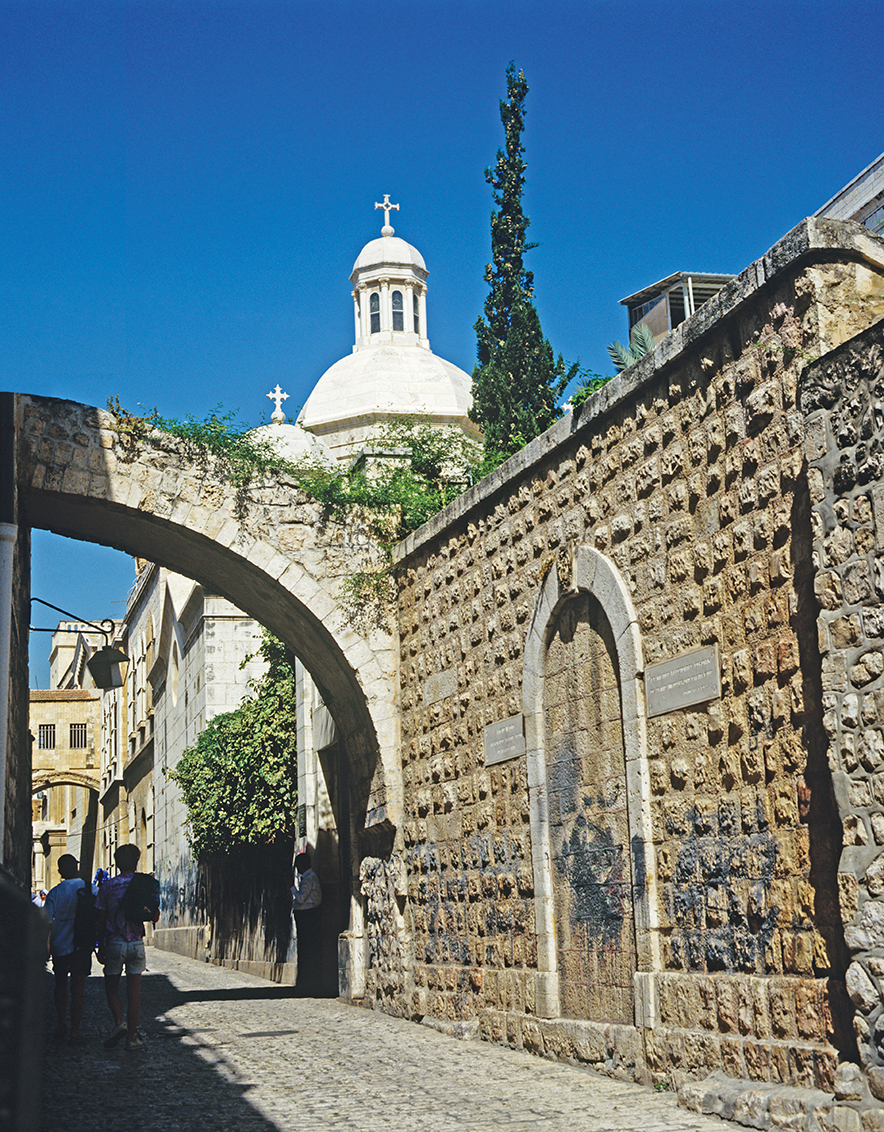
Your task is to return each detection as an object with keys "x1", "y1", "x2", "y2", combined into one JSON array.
[{"x1": 38, "y1": 946, "x2": 731, "y2": 1132}]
